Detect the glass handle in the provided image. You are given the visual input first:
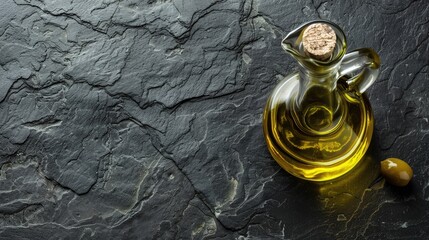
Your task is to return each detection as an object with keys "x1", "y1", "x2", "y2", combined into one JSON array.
[{"x1": 339, "y1": 48, "x2": 380, "y2": 94}]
